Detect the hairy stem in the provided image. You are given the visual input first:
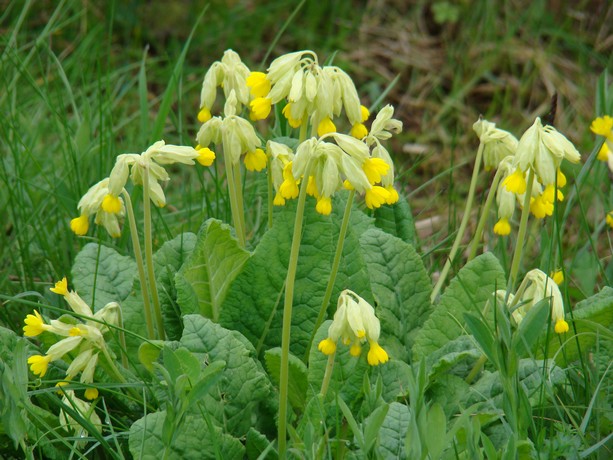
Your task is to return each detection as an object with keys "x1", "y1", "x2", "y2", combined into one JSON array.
[{"x1": 121, "y1": 189, "x2": 155, "y2": 340}]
